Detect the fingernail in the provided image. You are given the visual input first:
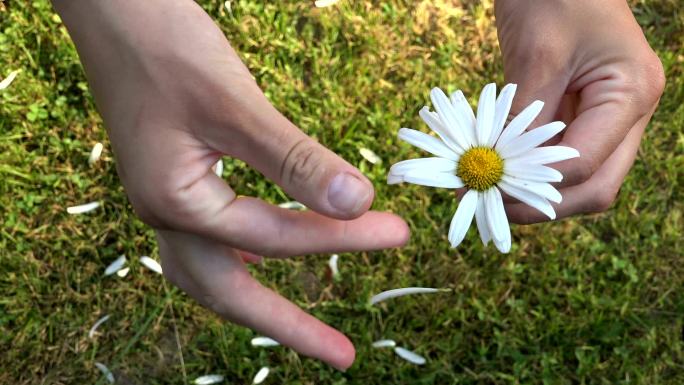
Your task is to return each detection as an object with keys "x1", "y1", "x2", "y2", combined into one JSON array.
[{"x1": 327, "y1": 173, "x2": 371, "y2": 214}]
